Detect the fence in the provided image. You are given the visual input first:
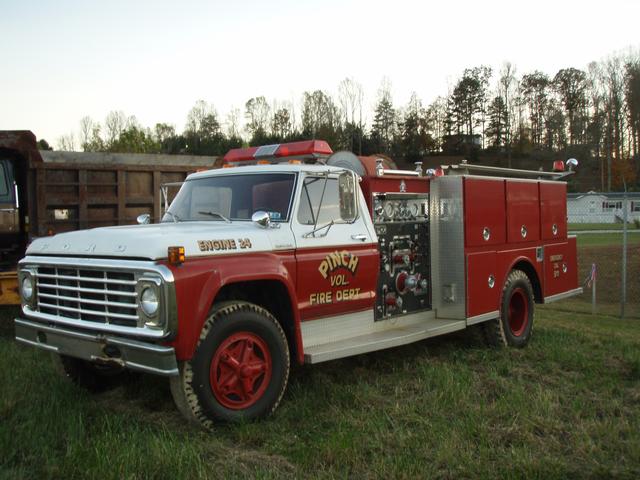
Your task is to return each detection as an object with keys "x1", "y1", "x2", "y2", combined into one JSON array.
[{"x1": 555, "y1": 192, "x2": 640, "y2": 319}]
